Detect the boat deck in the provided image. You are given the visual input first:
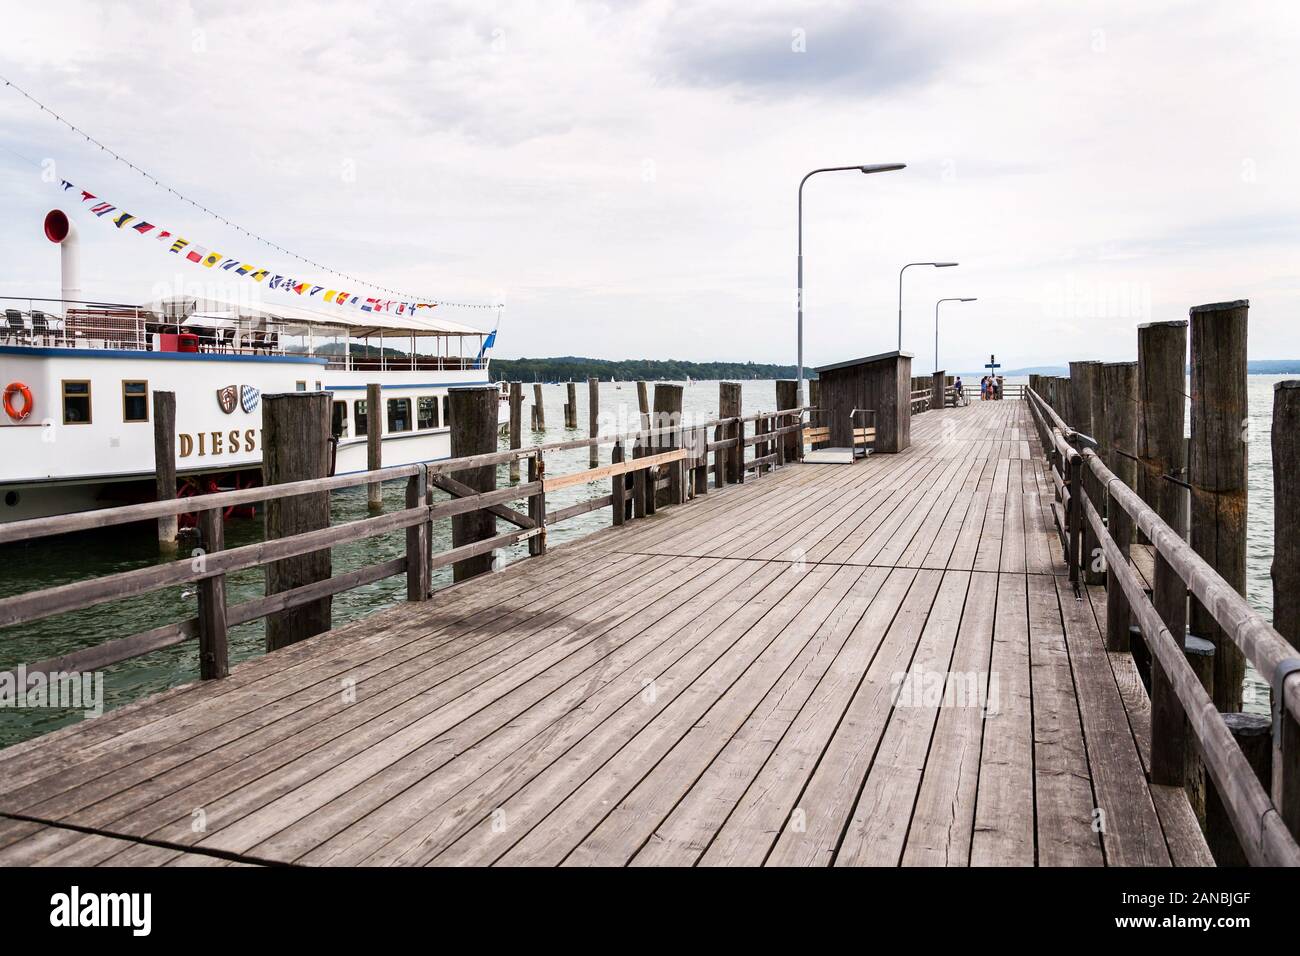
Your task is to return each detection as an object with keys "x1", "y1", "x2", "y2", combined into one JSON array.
[{"x1": 0, "y1": 399, "x2": 1210, "y2": 866}]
